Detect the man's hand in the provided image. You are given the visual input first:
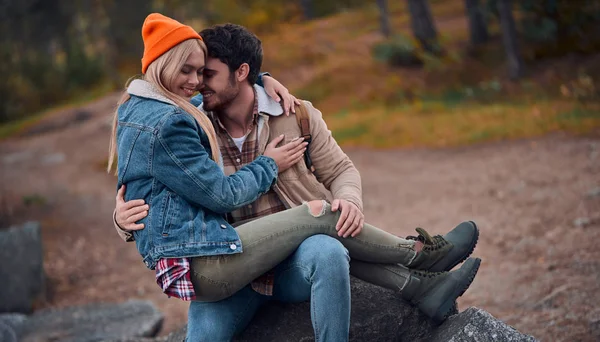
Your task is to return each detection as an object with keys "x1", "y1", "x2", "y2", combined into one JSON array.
[
  {"x1": 262, "y1": 75, "x2": 301, "y2": 116},
  {"x1": 331, "y1": 199, "x2": 364, "y2": 238},
  {"x1": 115, "y1": 185, "x2": 149, "y2": 231}
]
